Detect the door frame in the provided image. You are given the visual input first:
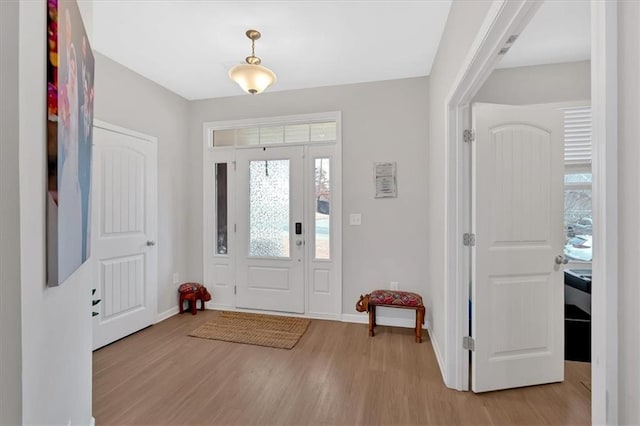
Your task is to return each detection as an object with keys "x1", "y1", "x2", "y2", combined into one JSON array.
[
  {"x1": 444, "y1": 1, "x2": 618, "y2": 424},
  {"x1": 201, "y1": 112, "x2": 343, "y2": 320}
]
